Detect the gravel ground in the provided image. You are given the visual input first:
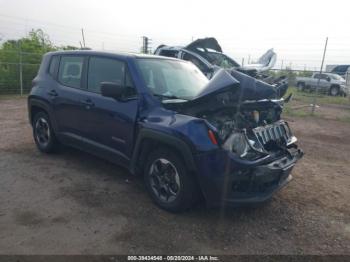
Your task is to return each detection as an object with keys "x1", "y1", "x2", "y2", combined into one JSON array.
[{"x1": 0, "y1": 97, "x2": 349, "y2": 255}]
